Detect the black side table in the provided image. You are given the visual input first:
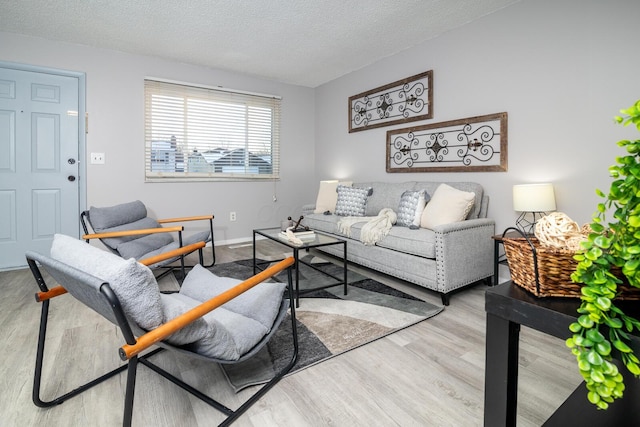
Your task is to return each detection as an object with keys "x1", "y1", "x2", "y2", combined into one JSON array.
[{"x1": 484, "y1": 282, "x2": 640, "y2": 426}]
